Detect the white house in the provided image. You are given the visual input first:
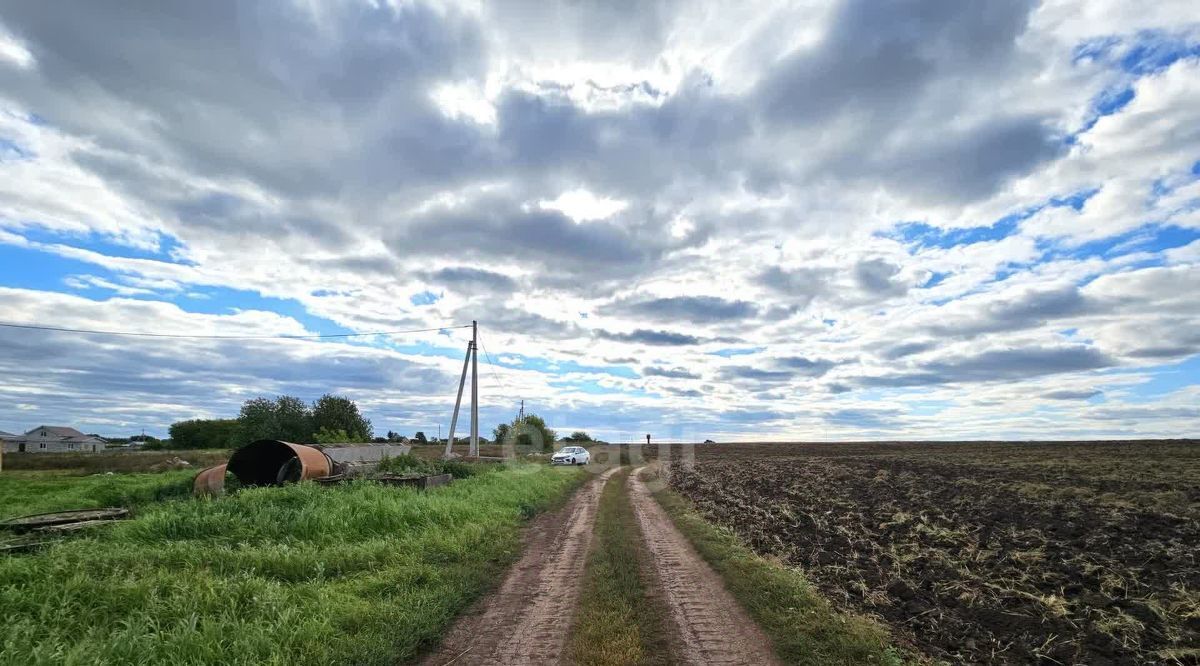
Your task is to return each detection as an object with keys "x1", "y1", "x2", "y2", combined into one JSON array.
[{"x1": 1, "y1": 426, "x2": 106, "y2": 453}]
